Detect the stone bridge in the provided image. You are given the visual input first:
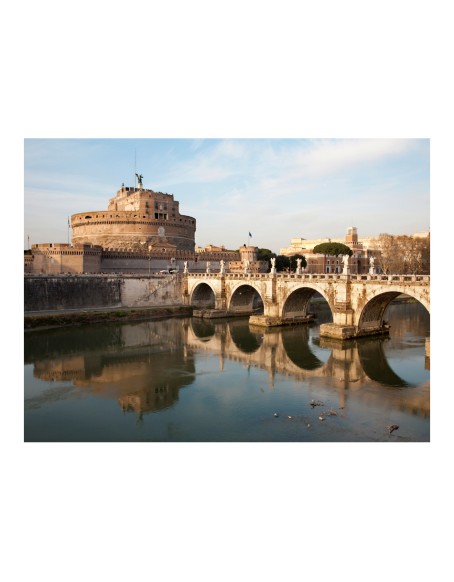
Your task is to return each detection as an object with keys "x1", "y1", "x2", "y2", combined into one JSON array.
[{"x1": 182, "y1": 272, "x2": 430, "y2": 339}]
